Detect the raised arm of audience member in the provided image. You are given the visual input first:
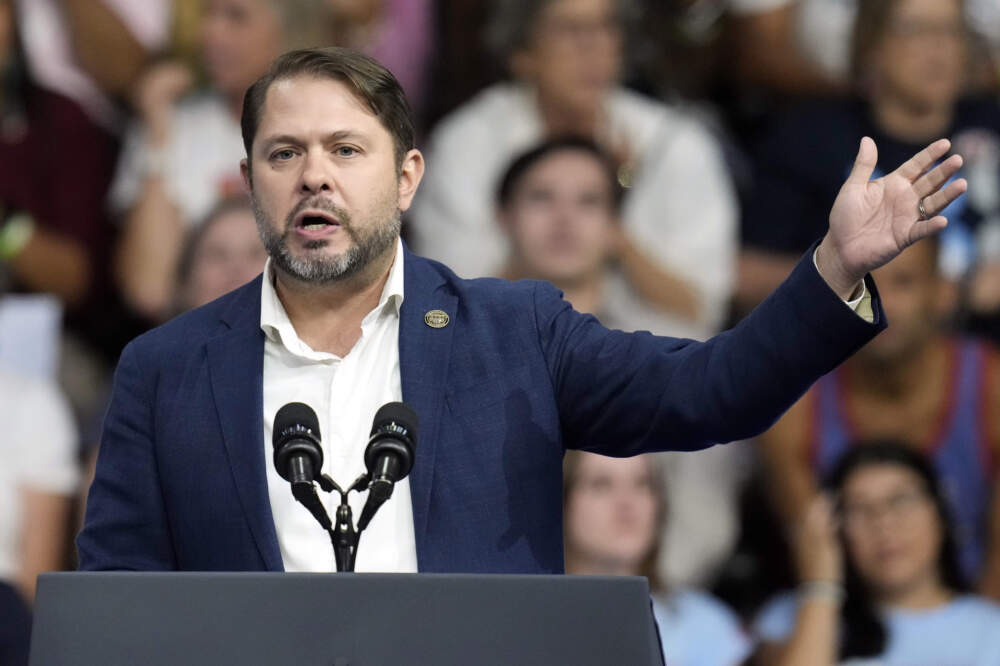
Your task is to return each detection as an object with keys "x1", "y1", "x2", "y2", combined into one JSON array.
[
  {"x1": 113, "y1": 60, "x2": 193, "y2": 320},
  {"x1": 58, "y1": 0, "x2": 160, "y2": 99},
  {"x1": 730, "y1": 1, "x2": 847, "y2": 96},
  {"x1": 756, "y1": 496, "x2": 842, "y2": 666},
  {"x1": 614, "y1": 225, "x2": 700, "y2": 323}
]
